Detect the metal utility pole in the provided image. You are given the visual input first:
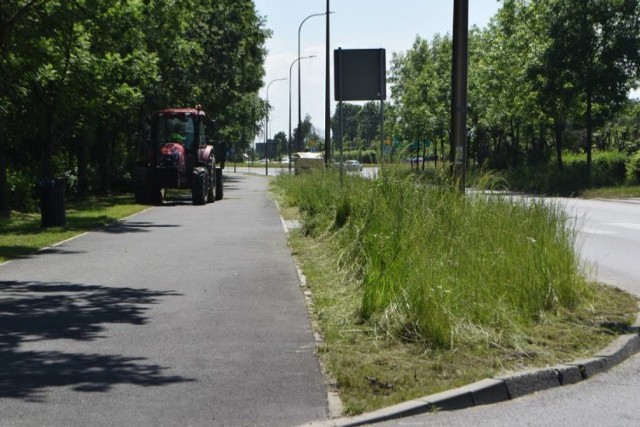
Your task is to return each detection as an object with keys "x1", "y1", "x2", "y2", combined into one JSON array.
[
  {"x1": 450, "y1": 0, "x2": 468, "y2": 191},
  {"x1": 289, "y1": 56, "x2": 315, "y2": 173},
  {"x1": 324, "y1": 0, "x2": 331, "y2": 167}
]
